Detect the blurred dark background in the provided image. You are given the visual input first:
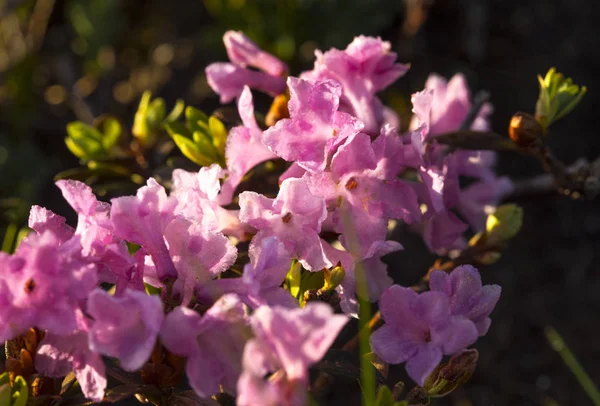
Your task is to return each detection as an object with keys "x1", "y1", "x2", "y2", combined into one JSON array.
[{"x1": 1, "y1": 0, "x2": 598, "y2": 405}]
